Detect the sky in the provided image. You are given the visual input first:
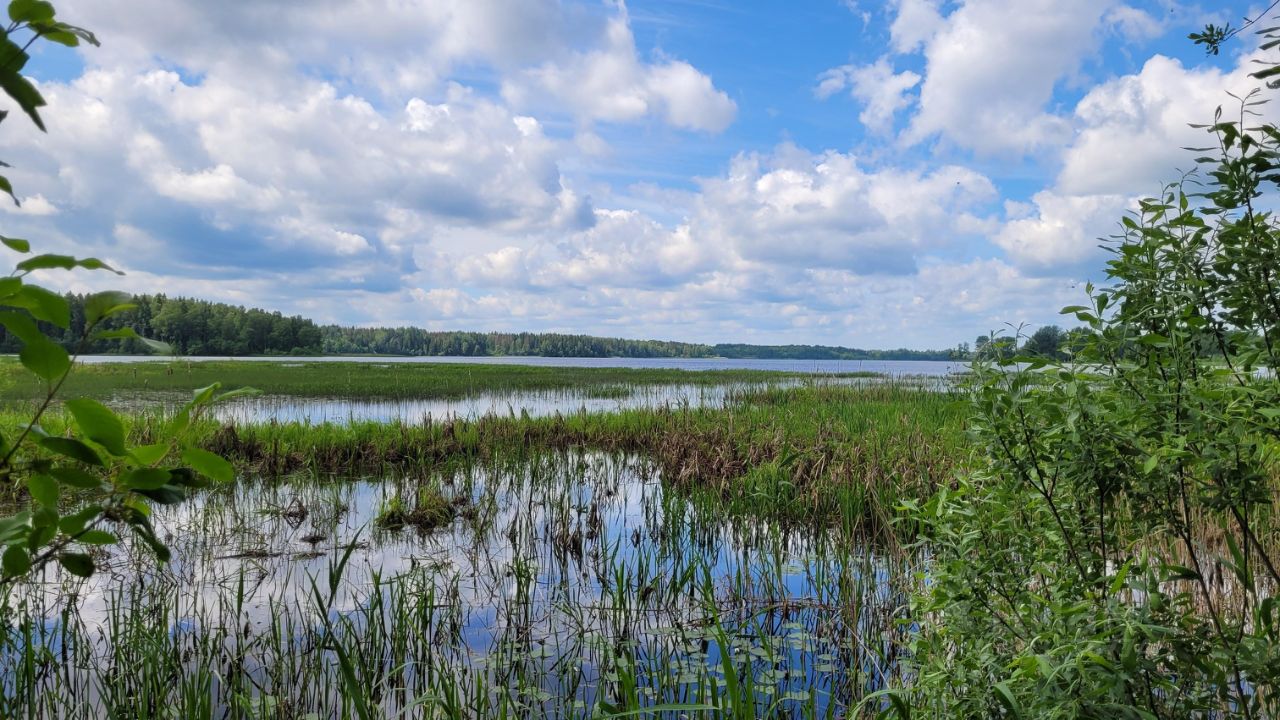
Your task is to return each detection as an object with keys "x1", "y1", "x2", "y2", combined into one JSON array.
[{"x1": 0, "y1": 0, "x2": 1269, "y2": 349}]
